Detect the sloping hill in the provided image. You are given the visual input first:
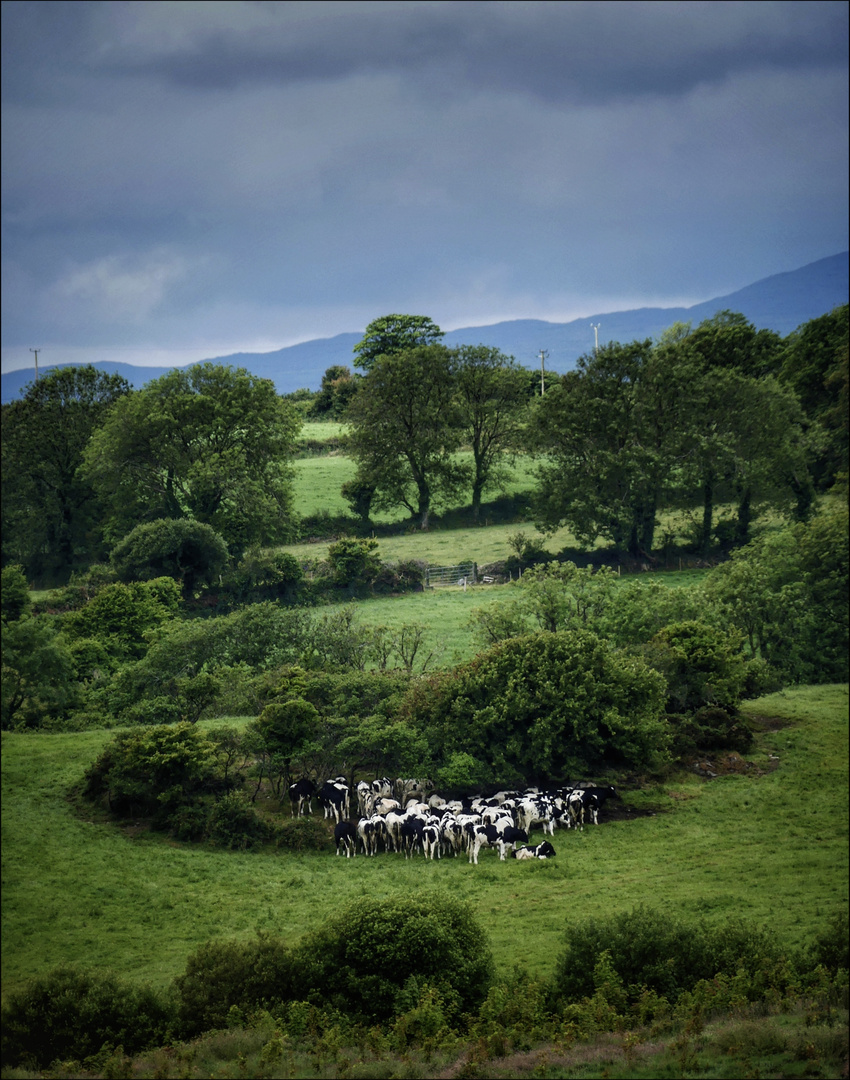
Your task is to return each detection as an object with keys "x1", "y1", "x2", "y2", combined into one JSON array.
[{"x1": 3, "y1": 252, "x2": 846, "y2": 403}]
